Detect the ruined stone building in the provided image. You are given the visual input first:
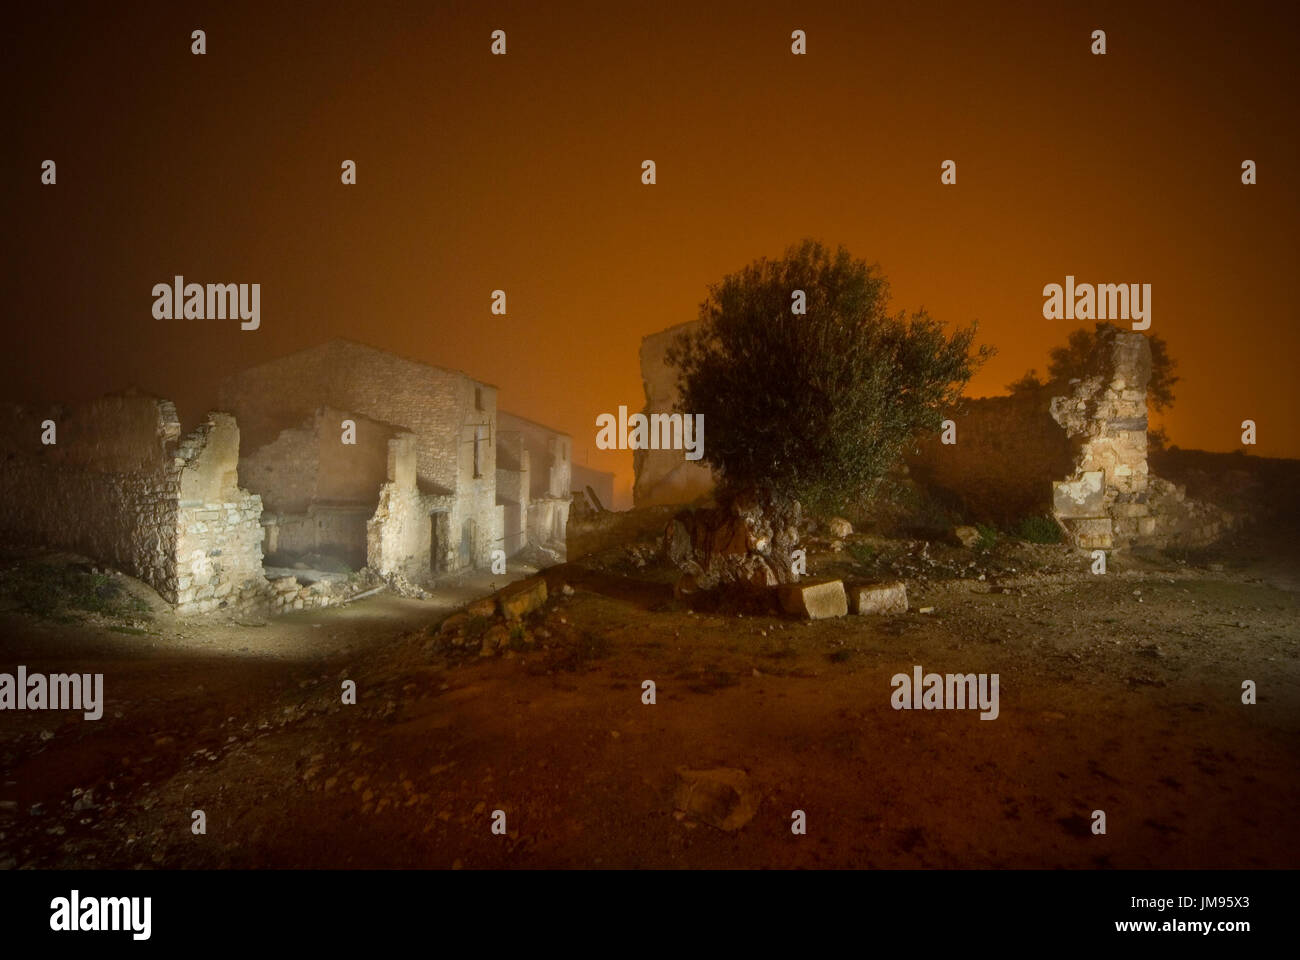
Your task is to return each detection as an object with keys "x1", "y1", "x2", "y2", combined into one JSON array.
[
  {"x1": 0, "y1": 339, "x2": 573, "y2": 617},
  {"x1": 218, "y1": 339, "x2": 570, "y2": 582},
  {"x1": 634, "y1": 321, "x2": 1229, "y2": 550}
]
